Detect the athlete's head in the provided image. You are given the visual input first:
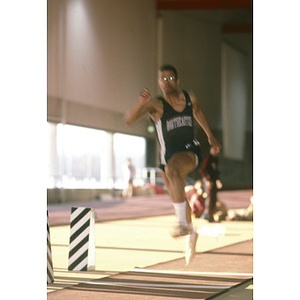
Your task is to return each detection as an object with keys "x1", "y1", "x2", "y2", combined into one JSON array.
[
  {"x1": 158, "y1": 64, "x2": 179, "y2": 94},
  {"x1": 159, "y1": 64, "x2": 178, "y2": 79}
]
